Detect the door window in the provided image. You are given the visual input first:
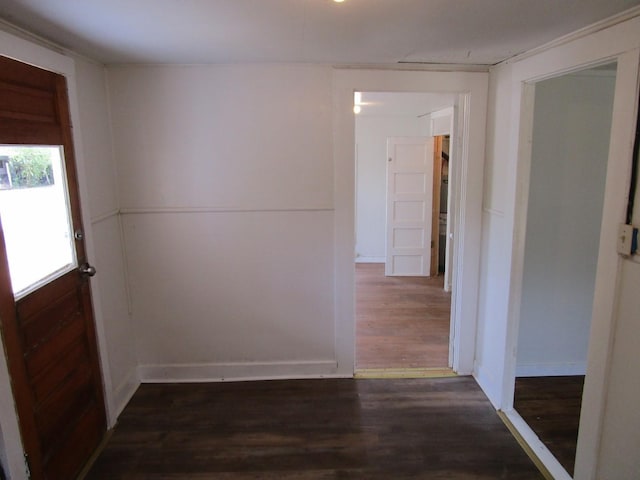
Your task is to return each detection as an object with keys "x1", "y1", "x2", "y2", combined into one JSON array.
[{"x1": 0, "y1": 145, "x2": 77, "y2": 297}]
